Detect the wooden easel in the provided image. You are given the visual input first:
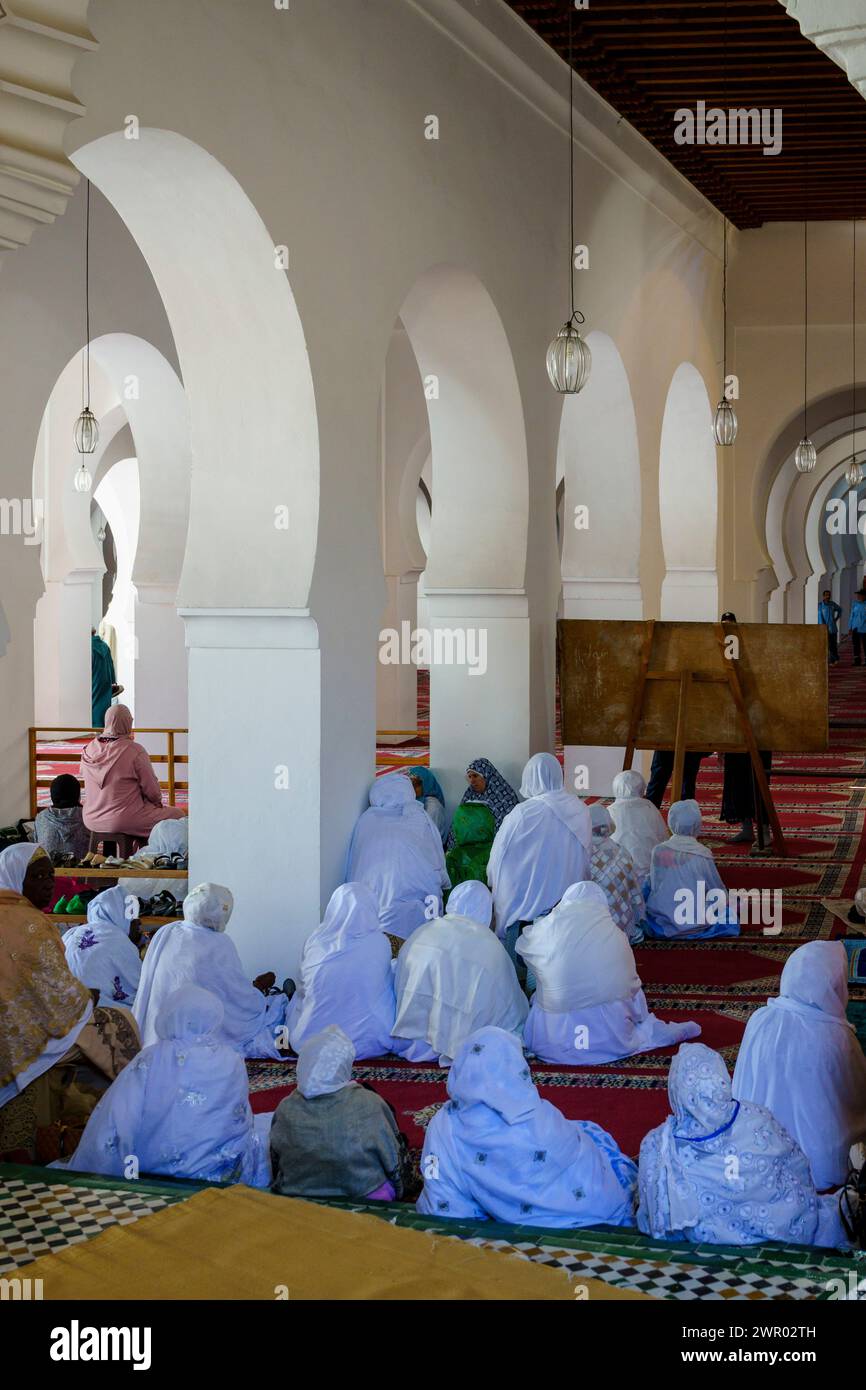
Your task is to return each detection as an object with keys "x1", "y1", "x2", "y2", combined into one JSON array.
[{"x1": 622, "y1": 619, "x2": 786, "y2": 857}]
